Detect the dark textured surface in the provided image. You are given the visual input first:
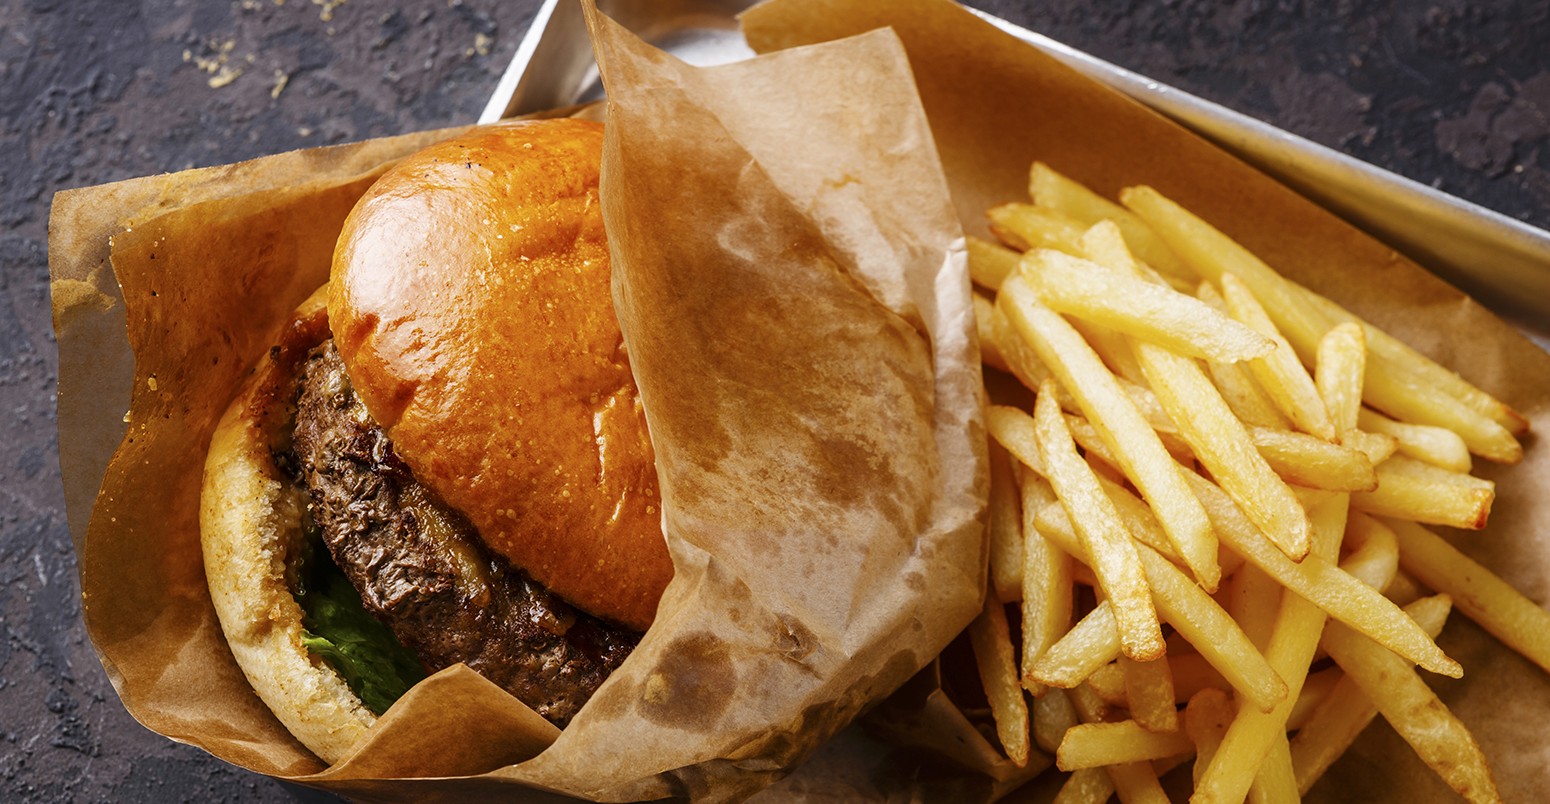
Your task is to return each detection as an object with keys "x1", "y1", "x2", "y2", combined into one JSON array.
[{"x1": 2, "y1": 0, "x2": 1546, "y2": 801}]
